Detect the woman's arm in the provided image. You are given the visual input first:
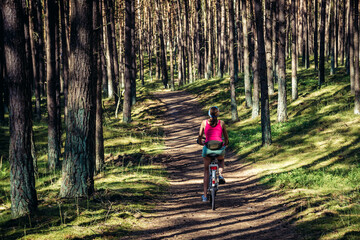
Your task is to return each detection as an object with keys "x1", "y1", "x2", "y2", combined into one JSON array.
[
  {"x1": 221, "y1": 121, "x2": 229, "y2": 146},
  {"x1": 198, "y1": 120, "x2": 205, "y2": 145}
]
